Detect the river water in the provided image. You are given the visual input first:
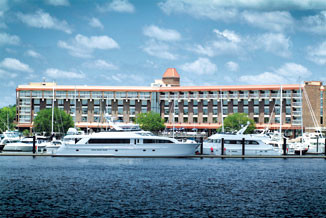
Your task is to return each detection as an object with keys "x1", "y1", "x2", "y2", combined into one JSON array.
[{"x1": 1, "y1": 157, "x2": 326, "y2": 217}]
